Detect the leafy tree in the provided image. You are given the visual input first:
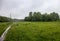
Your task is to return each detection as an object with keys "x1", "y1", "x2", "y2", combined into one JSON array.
[
  {"x1": 24, "y1": 12, "x2": 59, "y2": 22},
  {"x1": 50, "y1": 12, "x2": 59, "y2": 21},
  {"x1": 32, "y1": 12, "x2": 41, "y2": 21},
  {"x1": 29, "y1": 12, "x2": 33, "y2": 21},
  {"x1": 41, "y1": 13, "x2": 48, "y2": 21},
  {"x1": 29, "y1": 12, "x2": 32, "y2": 17}
]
